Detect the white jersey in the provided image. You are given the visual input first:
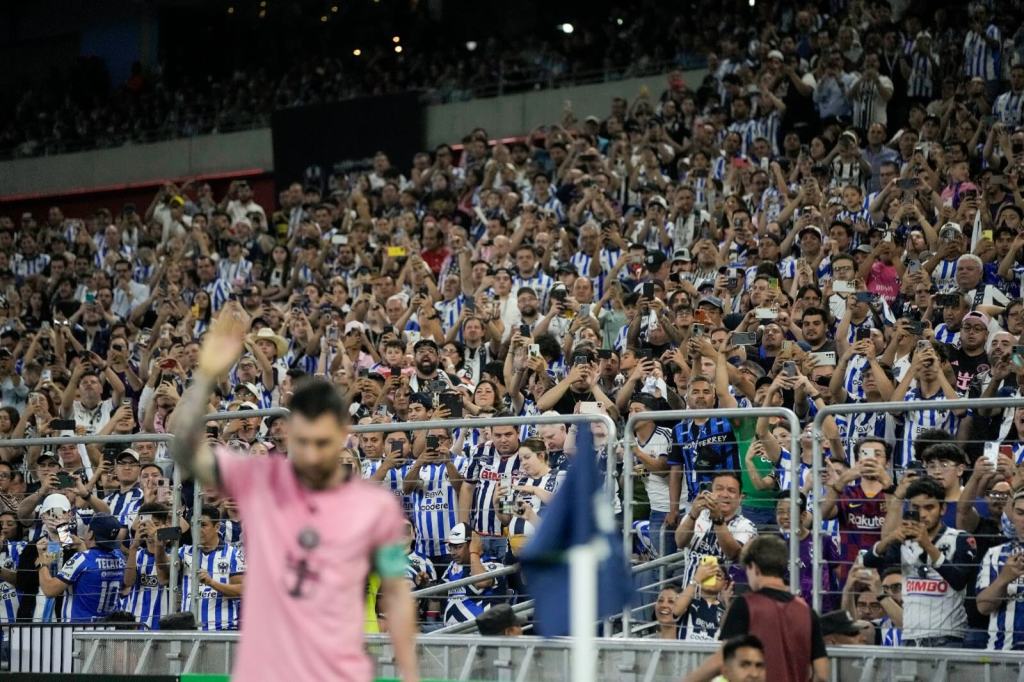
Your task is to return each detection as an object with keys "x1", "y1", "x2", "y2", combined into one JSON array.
[
  {"x1": 681, "y1": 510, "x2": 757, "y2": 586},
  {"x1": 466, "y1": 442, "x2": 521, "y2": 536},
  {"x1": 635, "y1": 426, "x2": 673, "y2": 512},
  {"x1": 867, "y1": 525, "x2": 976, "y2": 641}
]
